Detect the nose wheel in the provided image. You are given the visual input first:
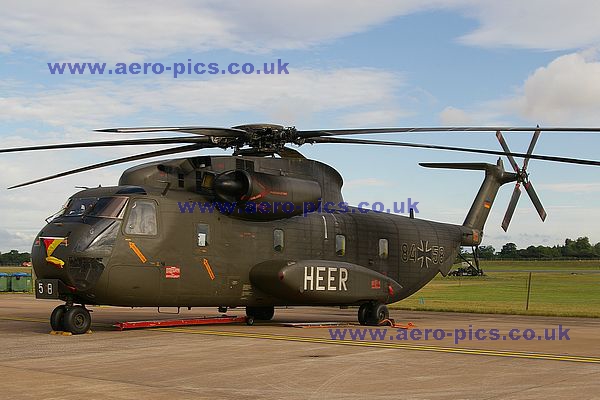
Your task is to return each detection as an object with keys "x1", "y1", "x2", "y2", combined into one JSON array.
[
  {"x1": 50, "y1": 305, "x2": 92, "y2": 334},
  {"x1": 358, "y1": 302, "x2": 389, "y2": 326}
]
